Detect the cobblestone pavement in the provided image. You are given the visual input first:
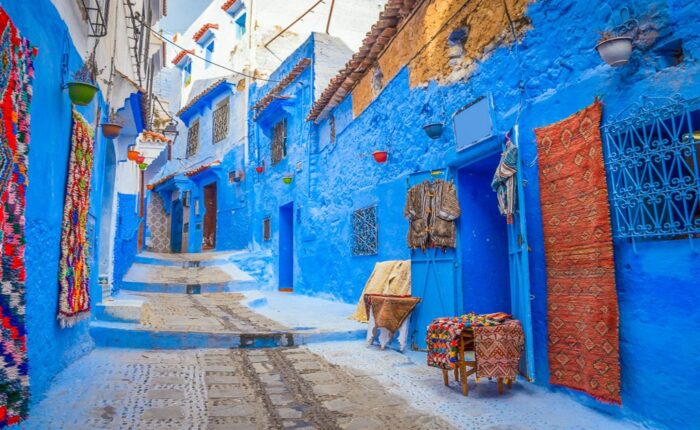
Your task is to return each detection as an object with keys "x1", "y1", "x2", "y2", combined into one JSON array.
[
  {"x1": 139, "y1": 293, "x2": 288, "y2": 333},
  {"x1": 20, "y1": 348, "x2": 453, "y2": 430}
]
